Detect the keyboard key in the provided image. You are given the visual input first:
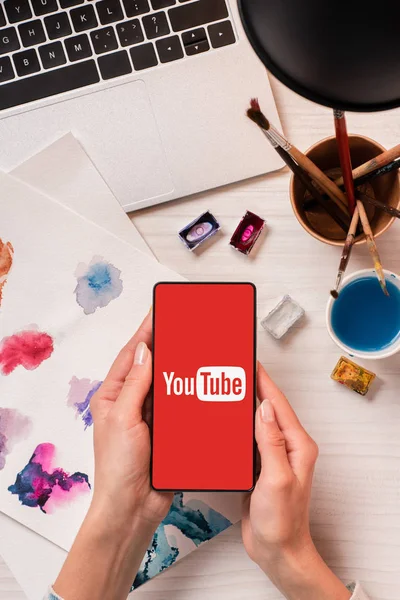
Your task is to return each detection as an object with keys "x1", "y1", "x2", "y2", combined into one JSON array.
[
  {"x1": 0, "y1": 60, "x2": 99, "y2": 110},
  {"x1": 182, "y1": 27, "x2": 206, "y2": 45},
  {"x1": 142, "y1": 12, "x2": 169, "y2": 39},
  {"x1": 13, "y1": 48, "x2": 40, "y2": 76},
  {"x1": 4, "y1": 0, "x2": 32, "y2": 24},
  {"x1": 169, "y1": 0, "x2": 228, "y2": 32},
  {"x1": 151, "y1": 0, "x2": 175, "y2": 8},
  {"x1": 98, "y1": 49, "x2": 132, "y2": 79},
  {"x1": 0, "y1": 56, "x2": 15, "y2": 82},
  {"x1": 96, "y1": 0, "x2": 124, "y2": 24},
  {"x1": 65, "y1": 33, "x2": 92, "y2": 61},
  {"x1": 116, "y1": 19, "x2": 144, "y2": 46},
  {"x1": 122, "y1": 0, "x2": 150, "y2": 17},
  {"x1": 91, "y1": 26, "x2": 117, "y2": 54},
  {"x1": 60, "y1": 0, "x2": 83, "y2": 6},
  {"x1": 45, "y1": 13, "x2": 72, "y2": 39},
  {"x1": 19, "y1": 20, "x2": 46, "y2": 47},
  {"x1": 32, "y1": 0, "x2": 58, "y2": 16},
  {"x1": 156, "y1": 34, "x2": 183, "y2": 63},
  {"x1": 0, "y1": 5, "x2": 6, "y2": 27},
  {"x1": 70, "y1": 5, "x2": 98, "y2": 32},
  {"x1": 208, "y1": 20, "x2": 235, "y2": 48},
  {"x1": 0, "y1": 27, "x2": 20, "y2": 55},
  {"x1": 185, "y1": 38, "x2": 209, "y2": 56},
  {"x1": 129, "y1": 42, "x2": 157, "y2": 70},
  {"x1": 39, "y1": 41, "x2": 67, "y2": 68}
]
